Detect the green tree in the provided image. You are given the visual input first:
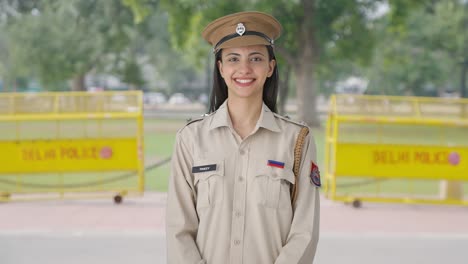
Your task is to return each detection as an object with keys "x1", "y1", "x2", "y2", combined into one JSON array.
[
  {"x1": 3, "y1": 0, "x2": 158, "y2": 91},
  {"x1": 139, "y1": 9, "x2": 208, "y2": 96},
  {"x1": 366, "y1": 0, "x2": 466, "y2": 96},
  {"x1": 0, "y1": 26, "x2": 15, "y2": 91}
]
